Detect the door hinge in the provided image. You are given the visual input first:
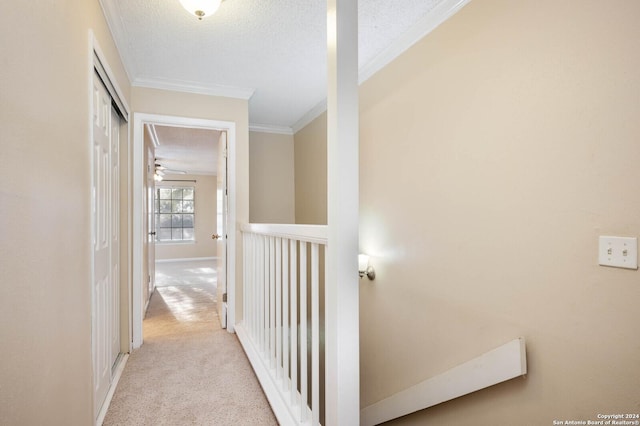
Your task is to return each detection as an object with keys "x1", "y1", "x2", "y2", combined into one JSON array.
[{"x1": 222, "y1": 293, "x2": 227, "y2": 303}]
